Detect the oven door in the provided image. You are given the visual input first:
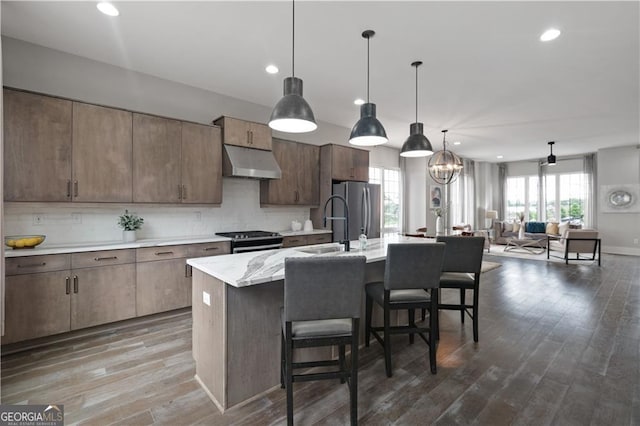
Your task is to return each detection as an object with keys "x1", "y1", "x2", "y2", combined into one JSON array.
[{"x1": 232, "y1": 237, "x2": 283, "y2": 254}]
